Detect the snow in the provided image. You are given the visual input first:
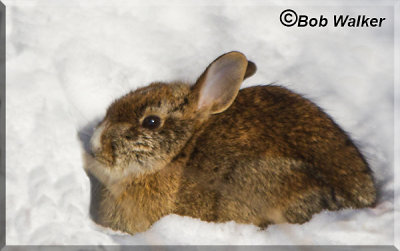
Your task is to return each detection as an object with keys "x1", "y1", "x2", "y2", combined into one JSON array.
[{"x1": 4, "y1": 0, "x2": 397, "y2": 245}]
